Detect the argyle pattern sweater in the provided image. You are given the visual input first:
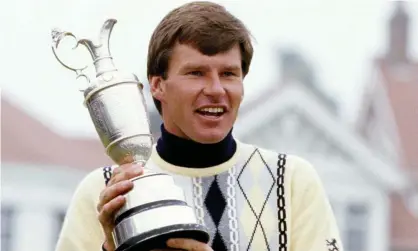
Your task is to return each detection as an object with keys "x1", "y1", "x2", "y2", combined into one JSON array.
[{"x1": 55, "y1": 141, "x2": 344, "y2": 251}]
